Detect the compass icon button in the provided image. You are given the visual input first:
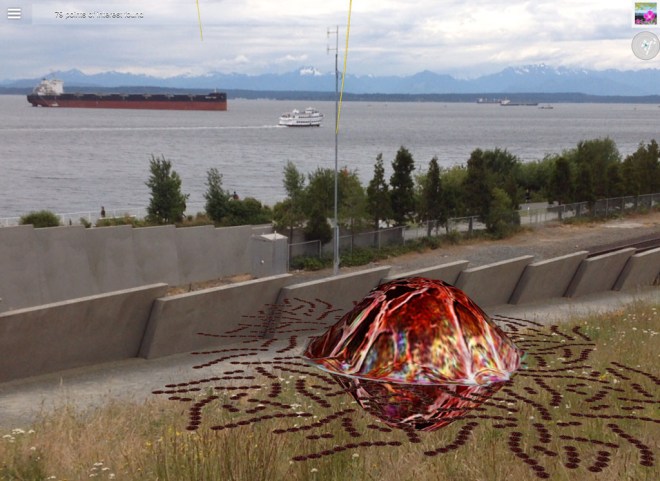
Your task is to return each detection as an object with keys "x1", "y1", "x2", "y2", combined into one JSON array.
[{"x1": 632, "y1": 31, "x2": 660, "y2": 60}]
